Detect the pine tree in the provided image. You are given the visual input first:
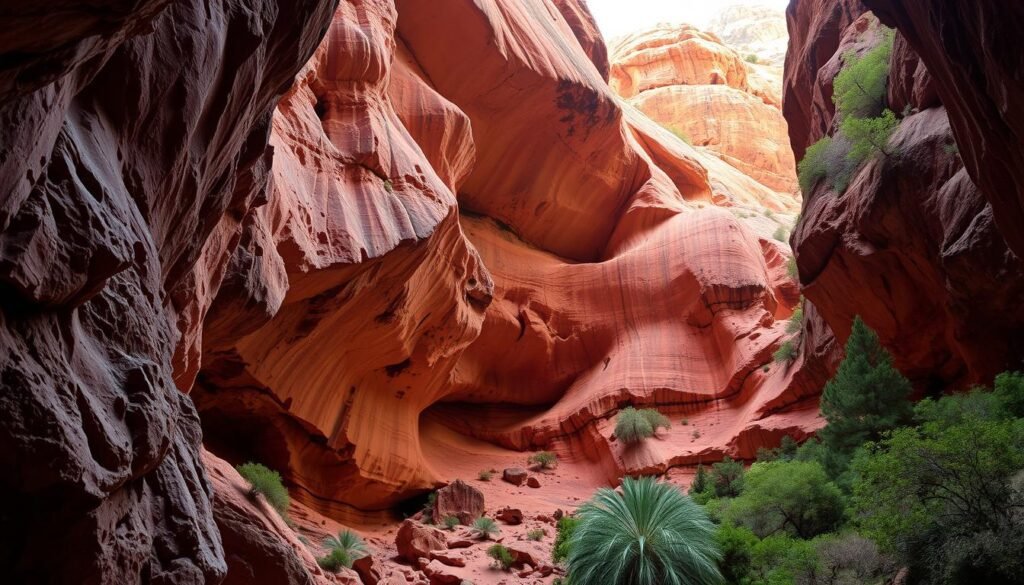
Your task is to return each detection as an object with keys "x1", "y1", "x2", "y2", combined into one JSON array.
[
  {"x1": 818, "y1": 317, "x2": 913, "y2": 471},
  {"x1": 689, "y1": 464, "x2": 709, "y2": 496}
]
